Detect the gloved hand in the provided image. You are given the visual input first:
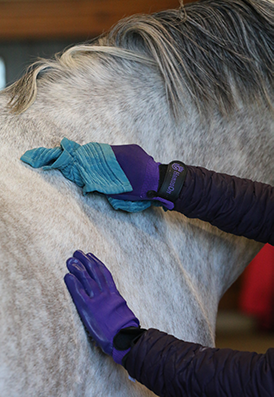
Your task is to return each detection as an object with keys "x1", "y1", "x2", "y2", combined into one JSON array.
[
  {"x1": 64, "y1": 250, "x2": 140, "y2": 365},
  {"x1": 109, "y1": 144, "x2": 188, "y2": 211},
  {"x1": 21, "y1": 138, "x2": 187, "y2": 212}
]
